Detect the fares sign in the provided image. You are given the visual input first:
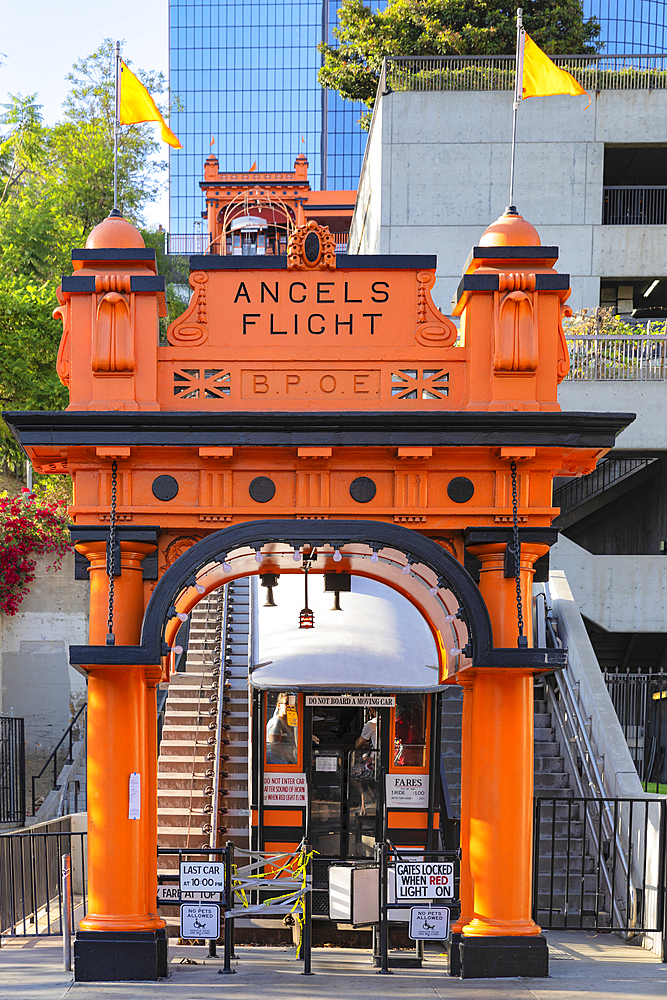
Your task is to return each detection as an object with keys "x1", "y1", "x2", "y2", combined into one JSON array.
[{"x1": 385, "y1": 773, "x2": 429, "y2": 808}]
